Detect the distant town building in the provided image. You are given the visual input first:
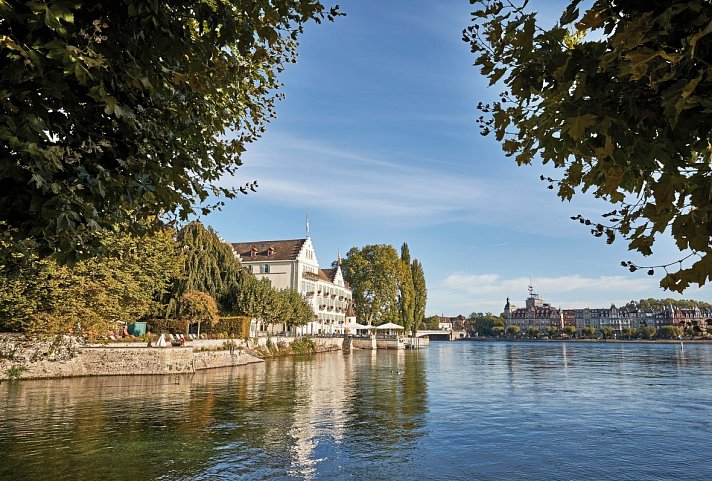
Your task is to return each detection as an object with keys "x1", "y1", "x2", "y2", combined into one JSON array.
[
  {"x1": 231, "y1": 237, "x2": 352, "y2": 336},
  {"x1": 435, "y1": 314, "x2": 466, "y2": 331},
  {"x1": 502, "y1": 284, "x2": 564, "y2": 331},
  {"x1": 512, "y1": 296, "x2": 712, "y2": 336}
]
